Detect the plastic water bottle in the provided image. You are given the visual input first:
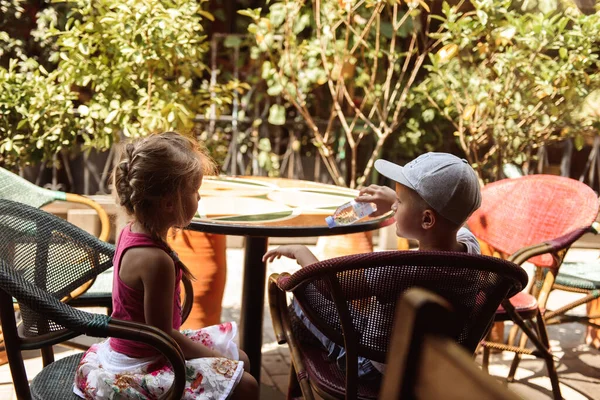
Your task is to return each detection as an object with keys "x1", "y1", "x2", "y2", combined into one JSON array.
[{"x1": 325, "y1": 200, "x2": 377, "y2": 228}]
